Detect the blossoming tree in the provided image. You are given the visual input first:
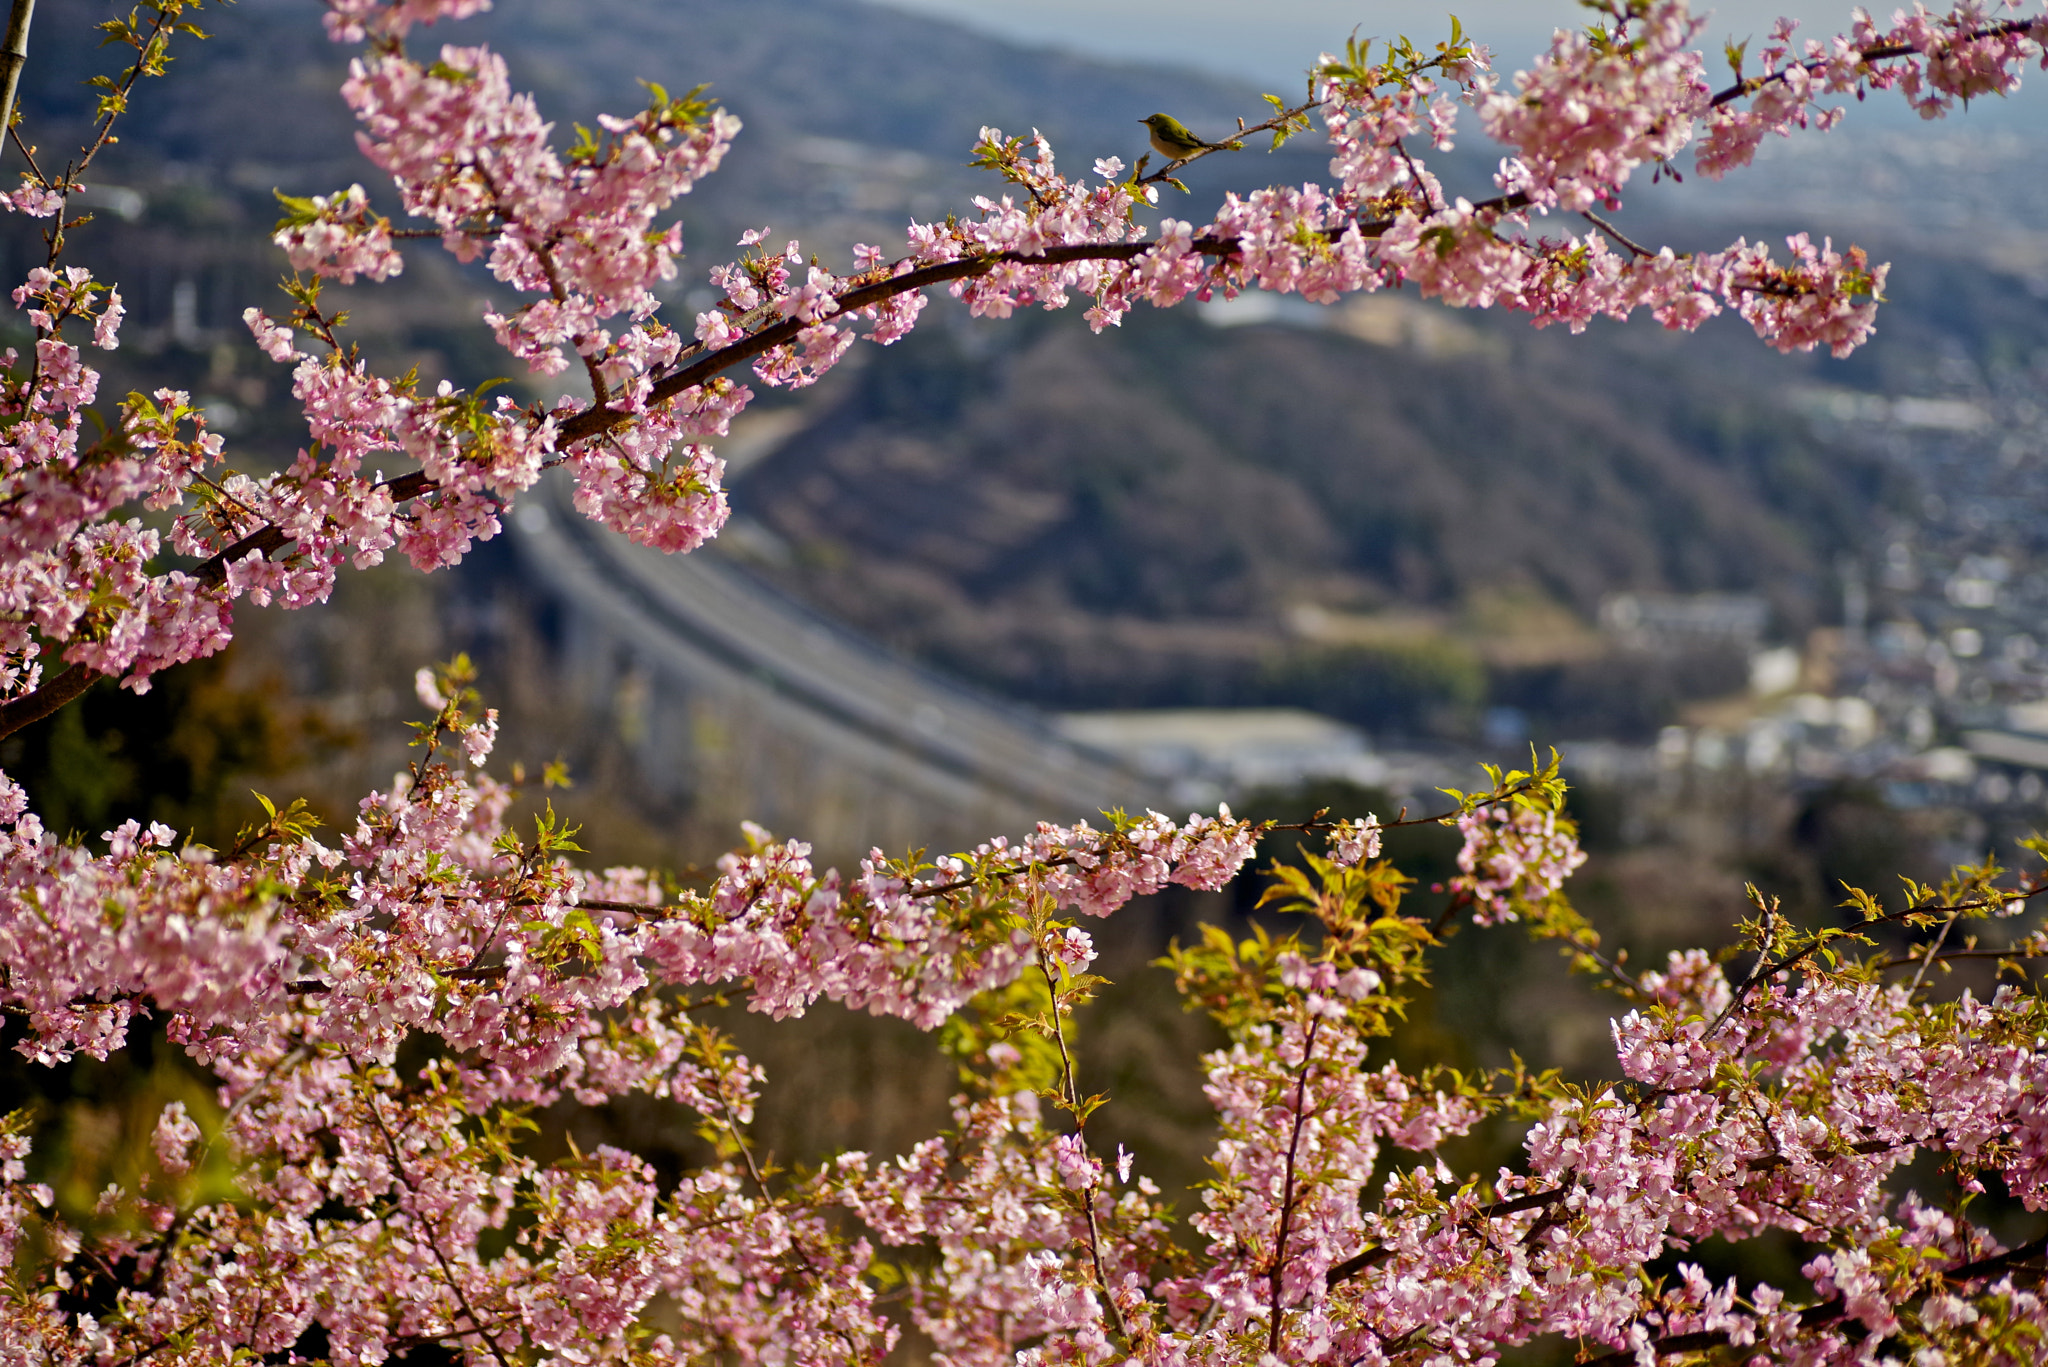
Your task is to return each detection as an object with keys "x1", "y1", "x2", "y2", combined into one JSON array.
[{"x1": 3, "y1": 0, "x2": 2048, "y2": 1362}]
